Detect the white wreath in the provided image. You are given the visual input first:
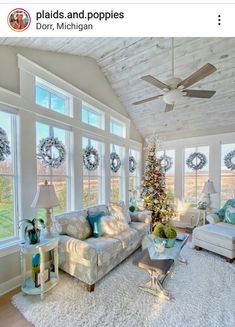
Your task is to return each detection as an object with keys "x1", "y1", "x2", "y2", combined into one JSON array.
[
  {"x1": 37, "y1": 137, "x2": 66, "y2": 168},
  {"x1": 159, "y1": 154, "x2": 173, "y2": 172},
  {"x1": 186, "y1": 152, "x2": 207, "y2": 171},
  {"x1": 110, "y1": 152, "x2": 121, "y2": 173},
  {"x1": 83, "y1": 145, "x2": 99, "y2": 171},
  {"x1": 129, "y1": 156, "x2": 137, "y2": 173},
  {"x1": 0, "y1": 127, "x2": 11, "y2": 161},
  {"x1": 224, "y1": 150, "x2": 235, "y2": 171}
]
